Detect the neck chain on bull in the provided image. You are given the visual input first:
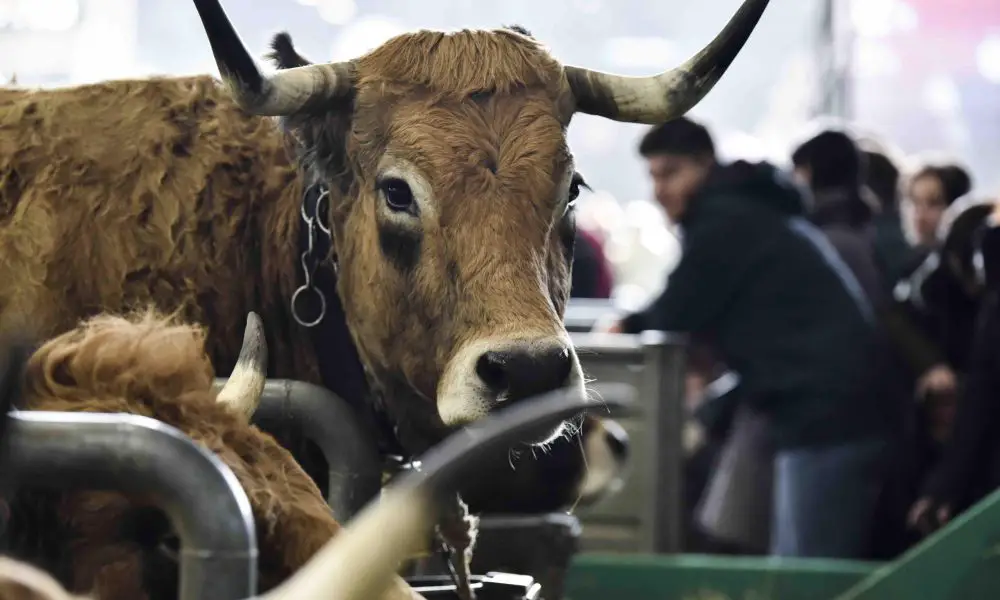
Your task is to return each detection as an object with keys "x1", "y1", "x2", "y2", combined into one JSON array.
[
  {"x1": 292, "y1": 183, "x2": 400, "y2": 454},
  {"x1": 292, "y1": 184, "x2": 475, "y2": 598},
  {"x1": 292, "y1": 185, "x2": 334, "y2": 328},
  {"x1": 392, "y1": 462, "x2": 478, "y2": 600}
]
